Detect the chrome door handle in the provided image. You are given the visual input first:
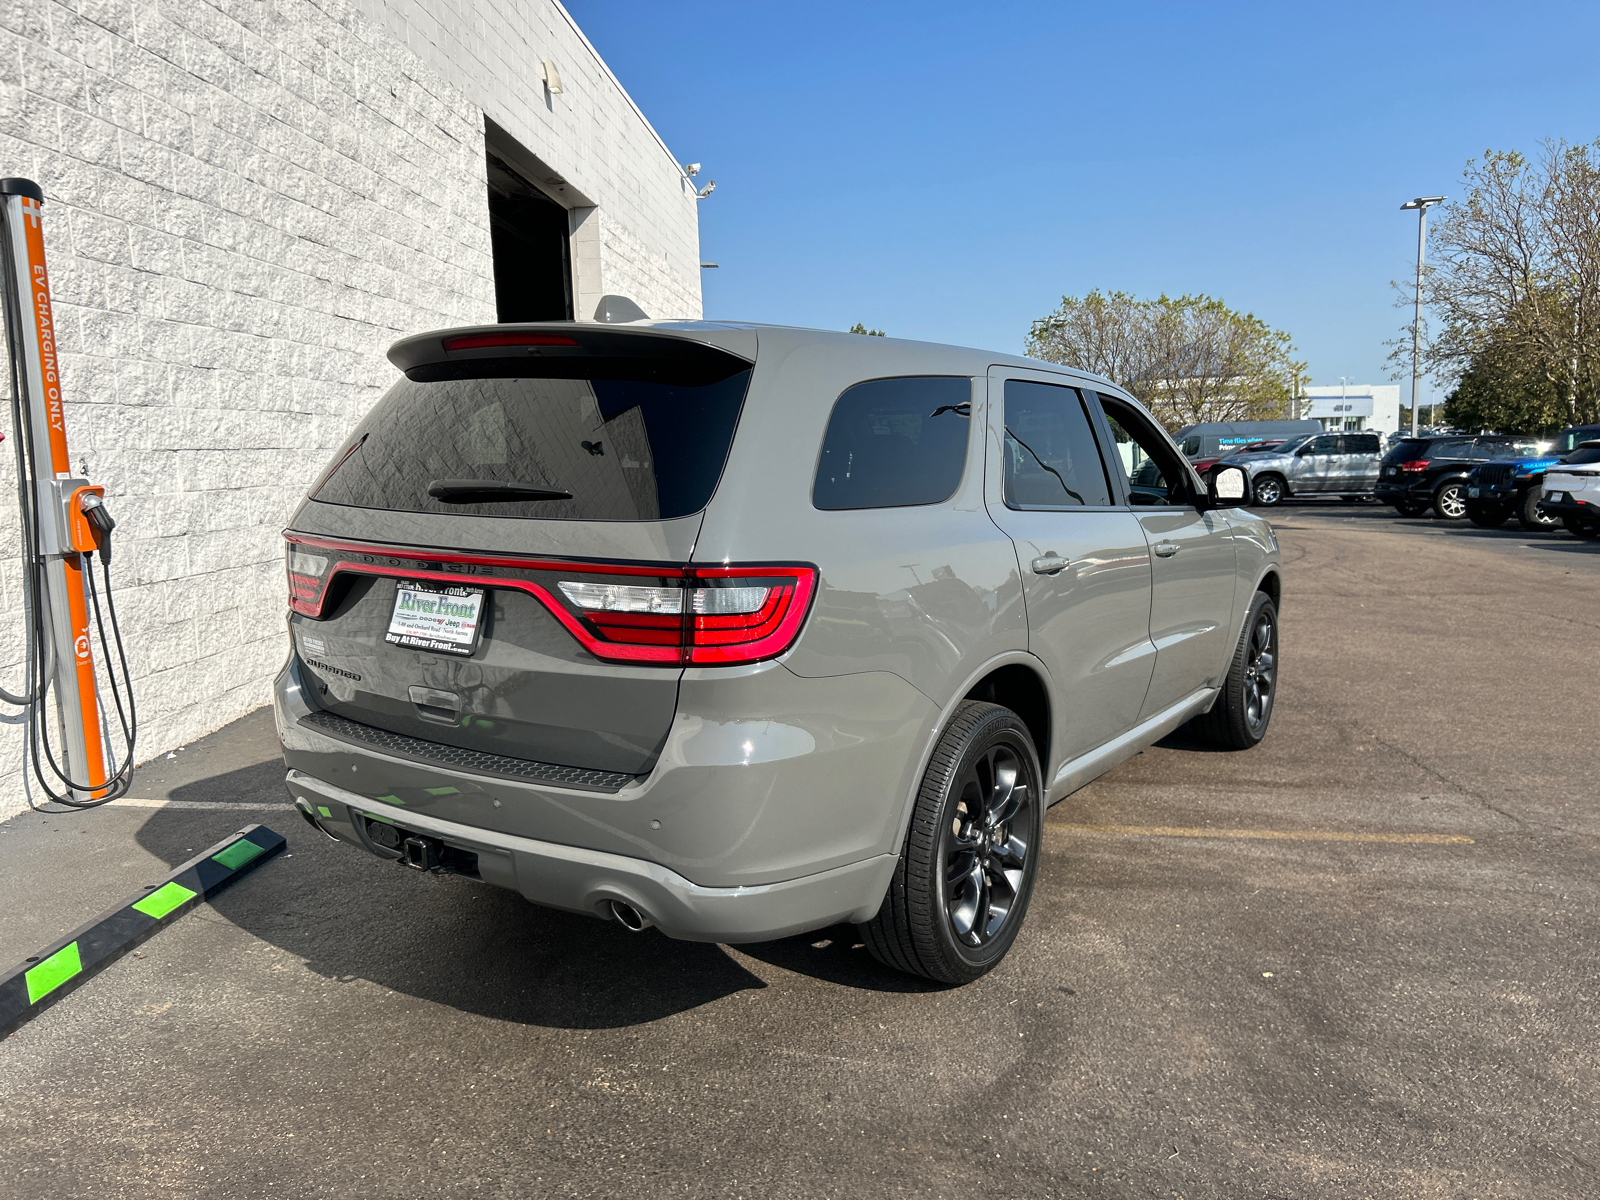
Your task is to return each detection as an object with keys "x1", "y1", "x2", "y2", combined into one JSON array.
[
  {"x1": 1030, "y1": 553, "x2": 1070, "y2": 575},
  {"x1": 1153, "y1": 540, "x2": 1180, "y2": 558}
]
